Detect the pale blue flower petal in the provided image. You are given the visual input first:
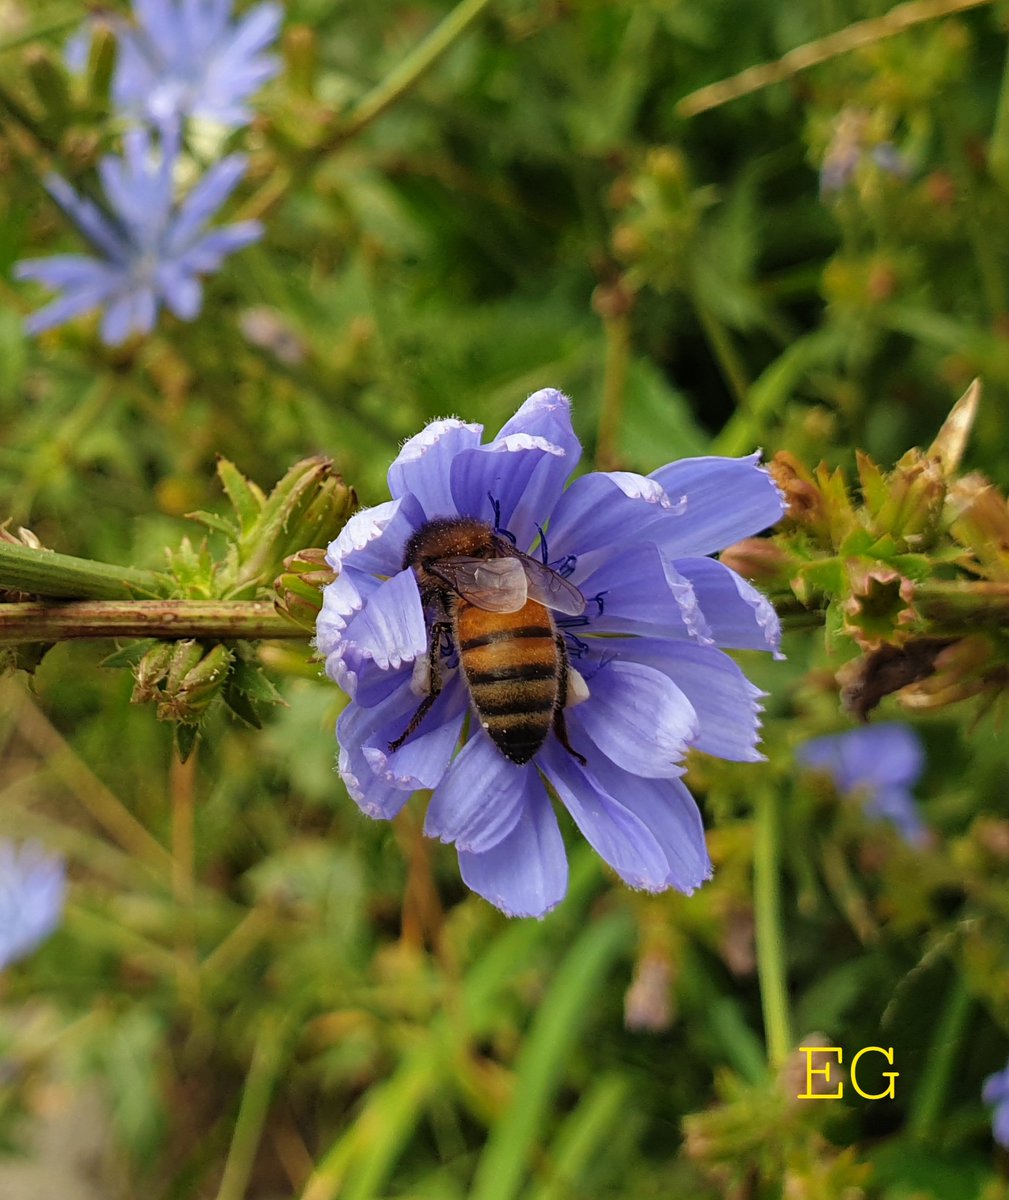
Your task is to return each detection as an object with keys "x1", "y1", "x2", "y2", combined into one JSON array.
[
  {"x1": 672, "y1": 556, "x2": 783, "y2": 656},
  {"x1": 496, "y1": 387, "x2": 581, "y2": 473},
  {"x1": 649, "y1": 452, "x2": 785, "y2": 557},
  {"x1": 984, "y1": 1063, "x2": 1009, "y2": 1106},
  {"x1": 543, "y1": 744, "x2": 671, "y2": 891},
  {"x1": 316, "y1": 566, "x2": 380, "y2": 656},
  {"x1": 545, "y1": 470, "x2": 682, "y2": 558},
  {"x1": 568, "y1": 660, "x2": 696, "y2": 779},
  {"x1": 625, "y1": 638, "x2": 765, "y2": 762},
  {"x1": 167, "y1": 155, "x2": 249, "y2": 249},
  {"x1": 798, "y1": 724, "x2": 924, "y2": 791},
  {"x1": 387, "y1": 419, "x2": 483, "y2": 518},
  {"x1": 449, "y1": 434, "x2": 566, "y2": 548},
  {"x1": 337, "y1": 674, "x2": 465, "y2": 806},
  {"x1": 869, "y1": 785, "x2": 928, "y2": 845},
  {"x1": 336, "y1": 568, "x2": 427, "y2": 672},
  {"x1": 458, "y1": 798, "x2": 567, "y2": 919},
  {"x1": 798, "y1": 724, "x2": 928, "y2": 847},
  {"x1": 984, "y1": 1059, "x2": 1009, "y2": 1149},
  {"x1": 325, "y1": 495, "x2": 426, "y2": 578},
  {"x1": 113, "y1": 0, "x2": 281, "y2": 129},
  {"x1": 581, "y1": 756, "x2": 713, "y2": 893},
  {"x1": 42, "y1": 174, "x2": 127, "y2": 260},
  {"x1": 338, "y1": 745, "x2": 412, "y2": 820},
  {"x1": 571, "y1": 542, "x2": 712, "y2": 643},
  {"x1": 0, "y1": 842, "x2": 66, "y2": 970},
  {"x1": 425, "y1": 732, "x2": 532, "y2": 853}
]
